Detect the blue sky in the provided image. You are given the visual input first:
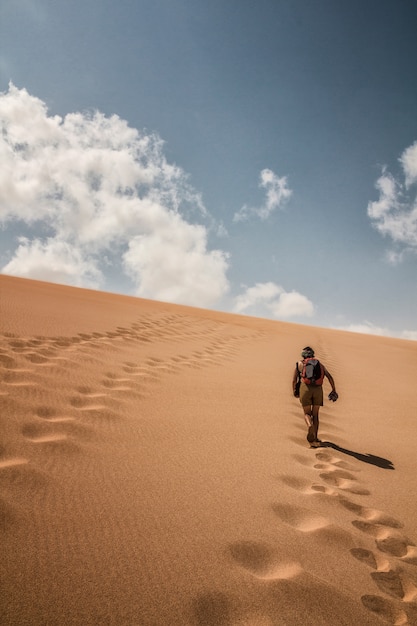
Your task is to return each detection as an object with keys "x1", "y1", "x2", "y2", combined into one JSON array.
[{"x1": 1, "y1": 0, "x2": 416, "y2": 339}]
